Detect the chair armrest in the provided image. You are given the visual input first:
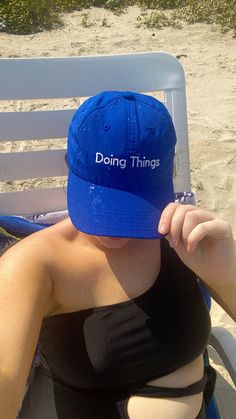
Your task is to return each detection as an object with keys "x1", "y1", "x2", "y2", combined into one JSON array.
[{"x1": 209, "y1": 326, "x2": 236, "y2": 387}]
